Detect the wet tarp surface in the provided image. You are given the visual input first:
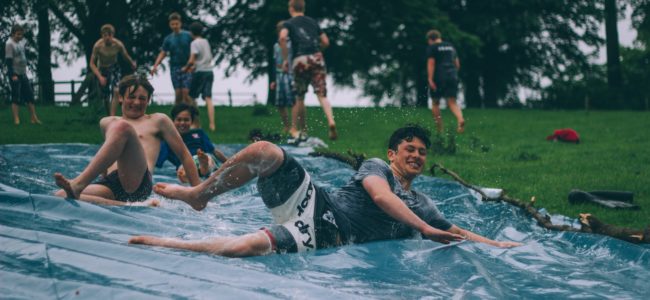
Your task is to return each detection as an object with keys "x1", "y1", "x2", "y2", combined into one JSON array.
[{"x1": 1, "y1": 144, "x2": 649, "y2": 299}]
